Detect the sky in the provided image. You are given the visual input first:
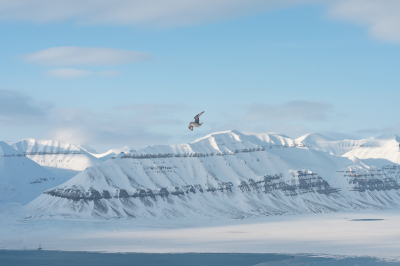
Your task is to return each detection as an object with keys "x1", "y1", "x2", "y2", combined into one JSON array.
[{"x1": 1, "y1": 0, "x2": 400, "y2": 152}]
